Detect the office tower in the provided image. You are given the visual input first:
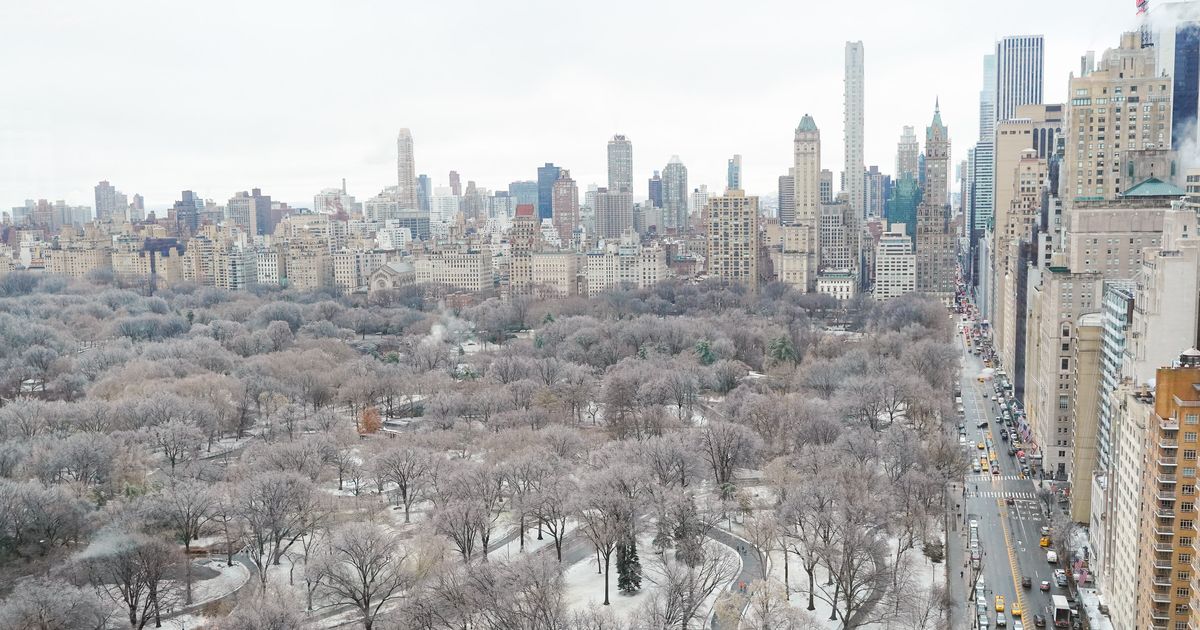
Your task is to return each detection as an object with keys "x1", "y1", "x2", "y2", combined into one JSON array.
[
  {"x1": 819, "y1": 201, "x2": 853, "y2": 271},
  {"x1": 94, "y1": 181, "x2": 128, "y2": 222},
  {"x1": 551, "y1": 170, "x2": 580, "y2": 245},
  {"x1": 777, "y1": 172, "x2": 796, "y2": 226},
  {"x1": 648, "y1": 171, "x2": 663, "y2": 208},
  {"x1": 509, "y1": 181, "x2": 539, "y2": 207},
  {"x1": 607, "y1": 134, "x2": 633, "y2": 194},
  {"x1": 1064, "y1": 32, "x2": 1171, "y2": 207},
  {"x1": 417, "y1": 174, "x2": 432, "y2": 214},
  {"x1": 130, "y1": 194, "x2": 144, "y2": 221},
  {"x1": 844, "y1": 41, "x2": 866, "y2": 218},
  {"x1": 819, "y1": 169, "x2": 834, "y2": 204},
  {"x1": 1145, "y1": 3, "x2": 1200, "y2": 148},
  {"x1": 980, "y1": 53, "x2": 998, "y2": 139},
  {"x1": 462, "y1": 181, "x2": 486, "y2": 222},
  {"x1": 914, "y1": 102, "x2": 956, "y2": 304},
  {"x1": 792, "y1": 114, "x2": 821, "y2": 289},
  {"x1": 663, "y1": 156, "x2": 688, "y2": 232},
  {"x1": 864, "y1": 166, "x2": 886, "y2": 219},
  {"x1": 595, "y1": 188, "x2": 634, "y2": 240},
  {"x1": 896, "y1": 126, "x2": 920, "y2": 182},
  {"x1": 705, "y1": 189, "x2": 760, "y2": 289},
  {"x1": 227, "y1": 191, "x2": 260, "y2": 235},
  {"x1": 449, "y1": 171, "x2": 462, "y2": 197},
  {"x1": 726, "y1": 154, "x2": 742, "y2": 191},
  {"x1": 508, "y1": 204, "x2": 539, "y2": 297},
  {"x1": 431, "y1": 187, "x2": 460, "y2": 224},
  {"x1": 173, "y1": 191, "x2": 203, "y2": 235},
  {"x1": 690, "y1": 185, "x2": 710, "y2": 229},
  {"x1": 873, "y1": 230, "x2": 916, "y2": 300},
  {"x1": 968, "y1": 53, "x2": 998, "y2": 291},
  {"x1": 536, "y1": 163, "x2": 561, "y2": 221},
  {"x1": 396, "y1": 129, "x2": 419, "y2": 210},
  {"x1": 994, "y1": 35, "x2": 1044, "y2": 122}
]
